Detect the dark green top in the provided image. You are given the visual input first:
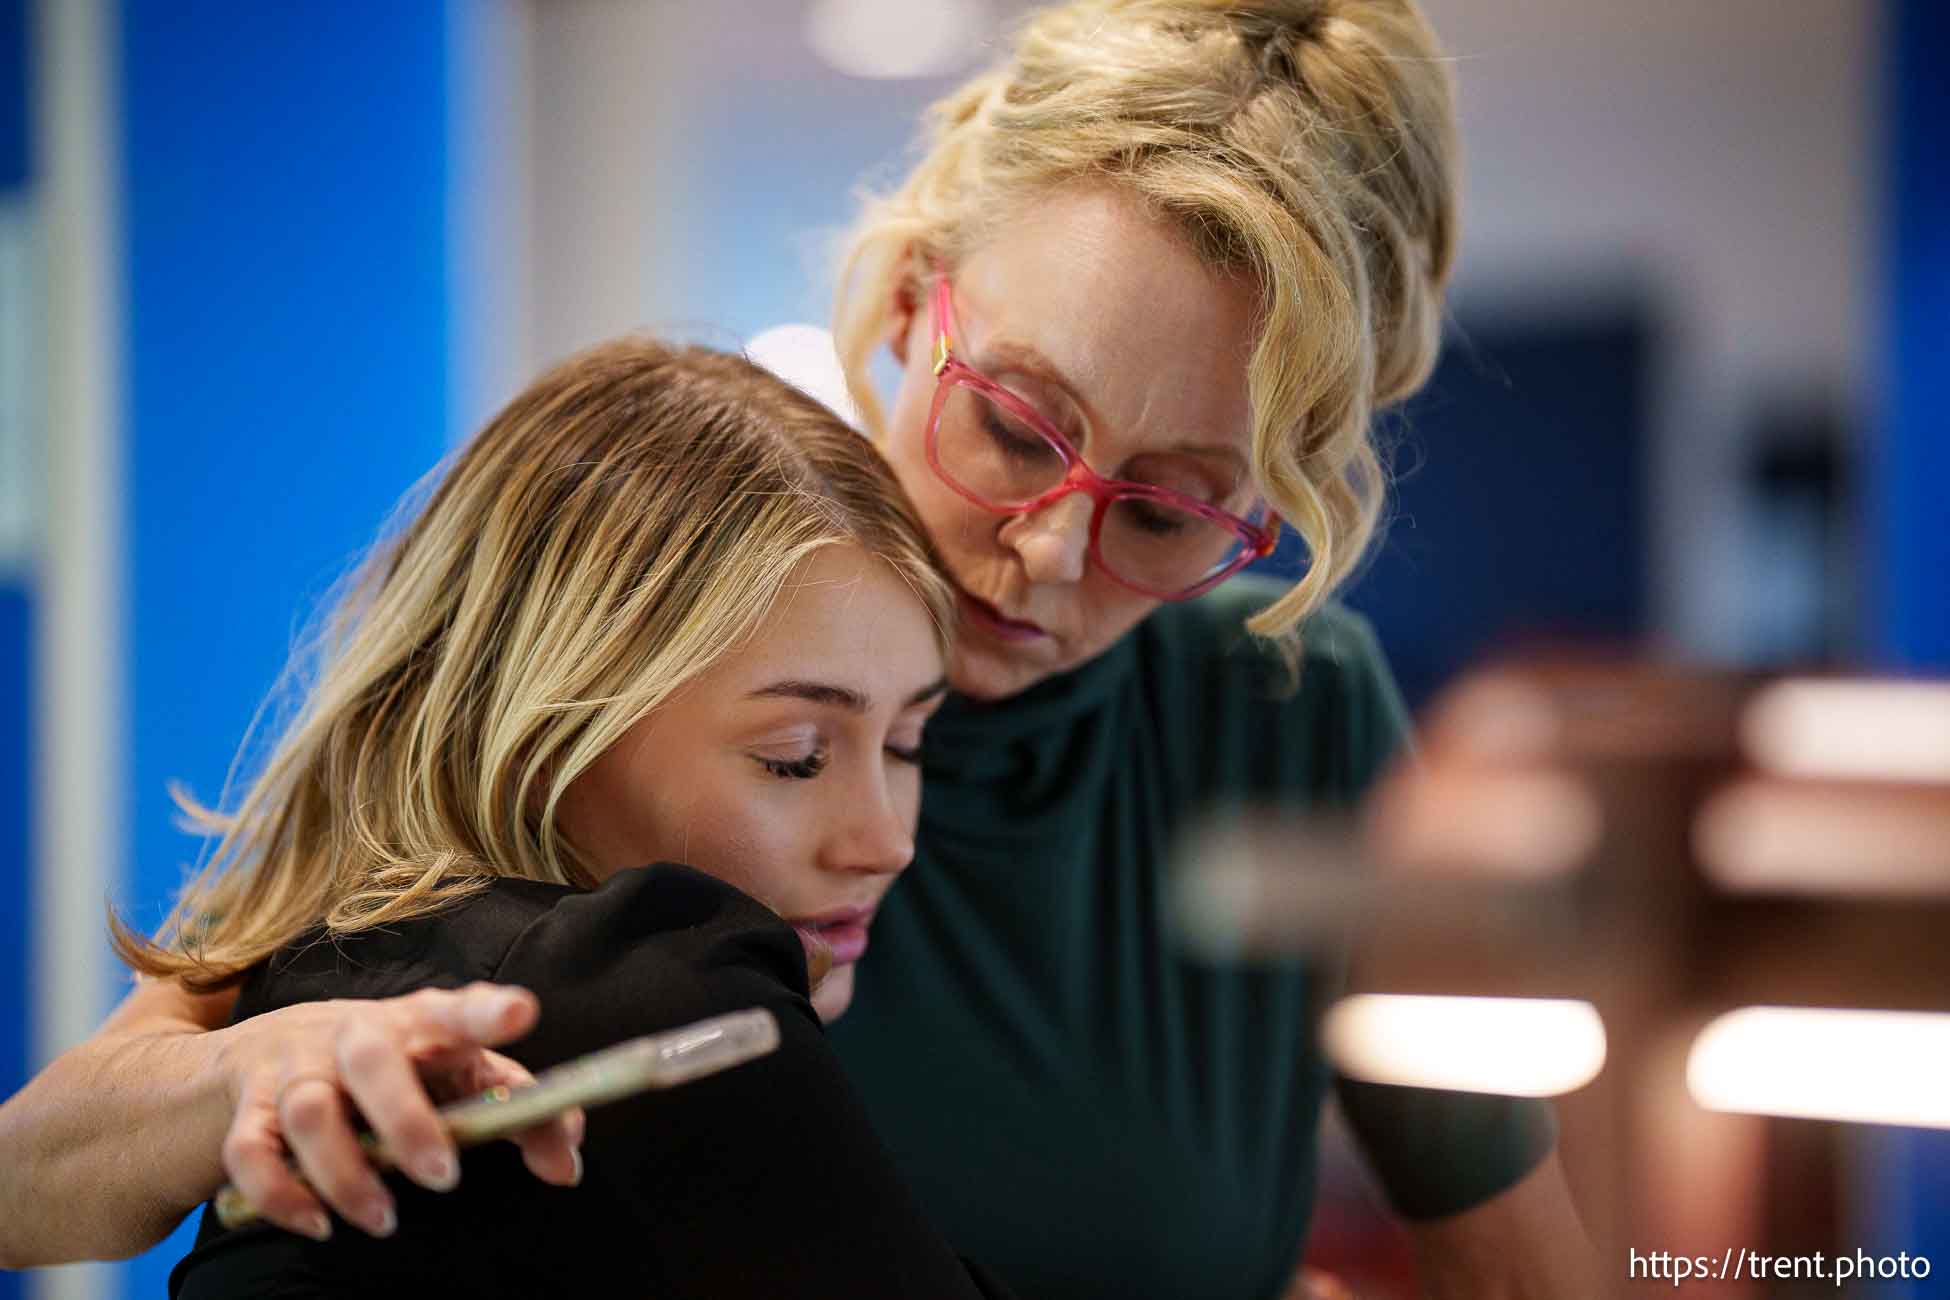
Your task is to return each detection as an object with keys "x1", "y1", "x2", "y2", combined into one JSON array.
[{"x1": 829, "y1": 580, "x2": 1555, "y2": 1300}]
